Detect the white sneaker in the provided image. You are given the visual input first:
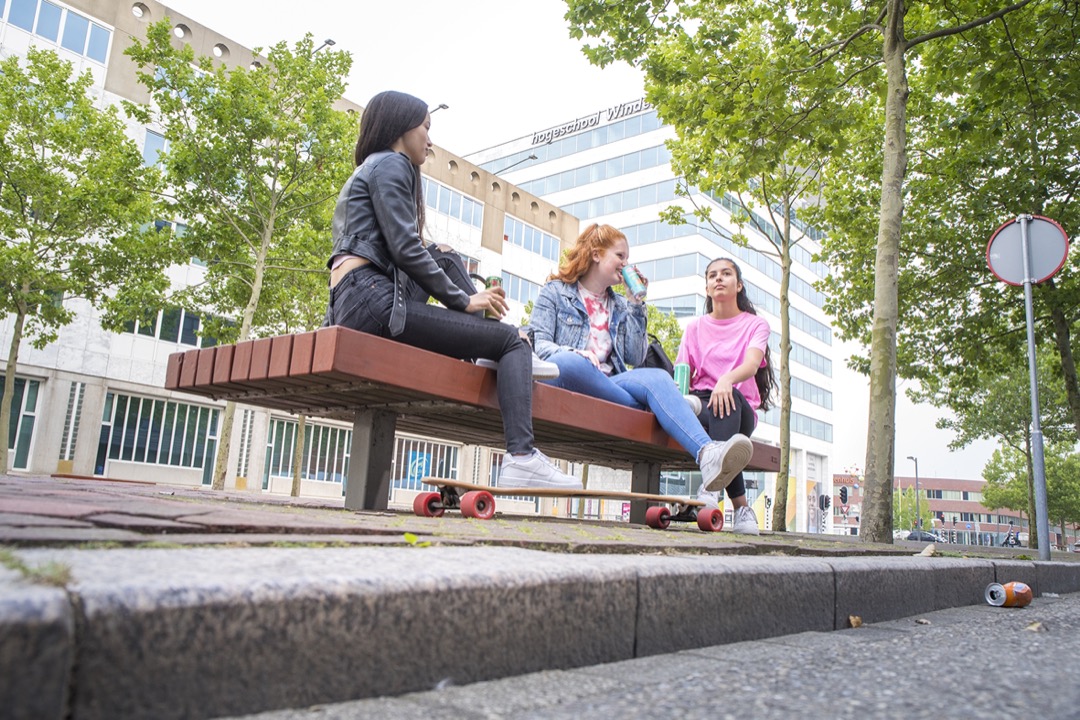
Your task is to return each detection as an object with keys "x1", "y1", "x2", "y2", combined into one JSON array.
[
  {"x1": 497, "y1": 450, "x2": 581, "y2": 489},
  {"x1": 476, "y1": 354, "x2": 560, "y2": 379},
  {"x1": 698, "y1": 435, "x2": 754, "y2": 492},
  {"x1": 696, "y1": 485, "x2": 720, "y2": 509},
  {"x1": 684, "y1": 394, "x2": 702, "y2": 416},
  {"x1": 732, "y1": 505, "x2": 760, "y2": 535}
]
